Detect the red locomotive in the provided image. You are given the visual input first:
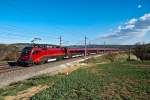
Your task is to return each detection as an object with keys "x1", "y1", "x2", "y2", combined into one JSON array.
[
  {"x1": 15, "y1": 44, "x2": 119, "y2": 66},
  {"x1": 17, "y1": 45, "x2": 66, "y2": 66}
]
